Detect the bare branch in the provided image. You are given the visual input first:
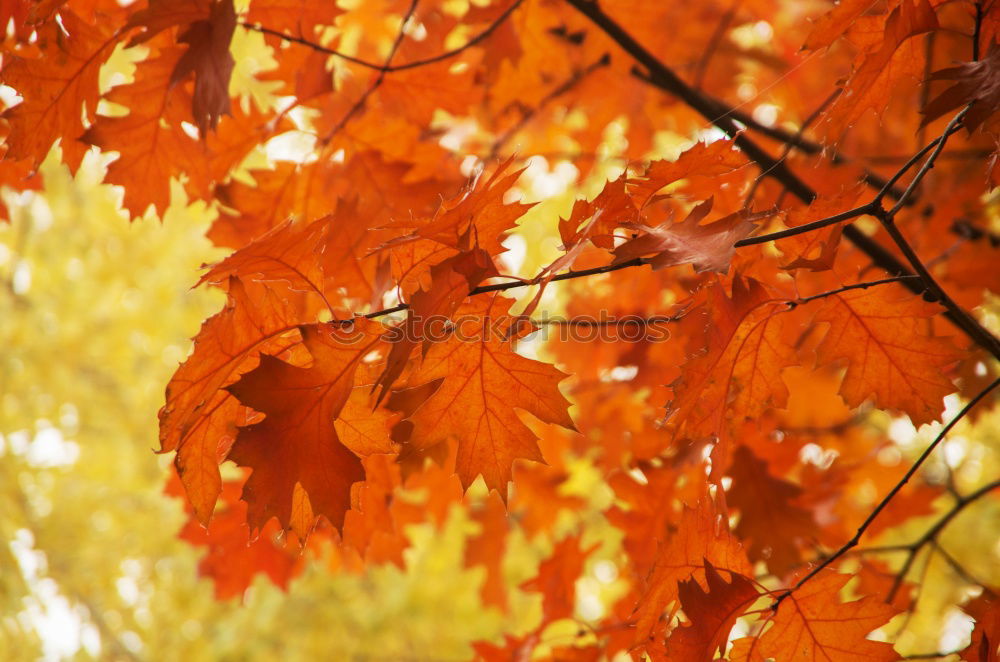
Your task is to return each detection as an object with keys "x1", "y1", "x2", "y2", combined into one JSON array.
[
  {"x1": 786, "y1": 276, "x2": 924, "y2": 309},
  {"x1": 240, "y1": 0, "x2": 523, "y2": 73},
  {"x1": 360, "y1": 257, "x2": 652, "y2": 321},
  {"x1": 771, "y1": 376, "x2": 1000, "y2": 609},
  {"x1": 886, "y1": 478, "x2": 1000, "y2": 602}
]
